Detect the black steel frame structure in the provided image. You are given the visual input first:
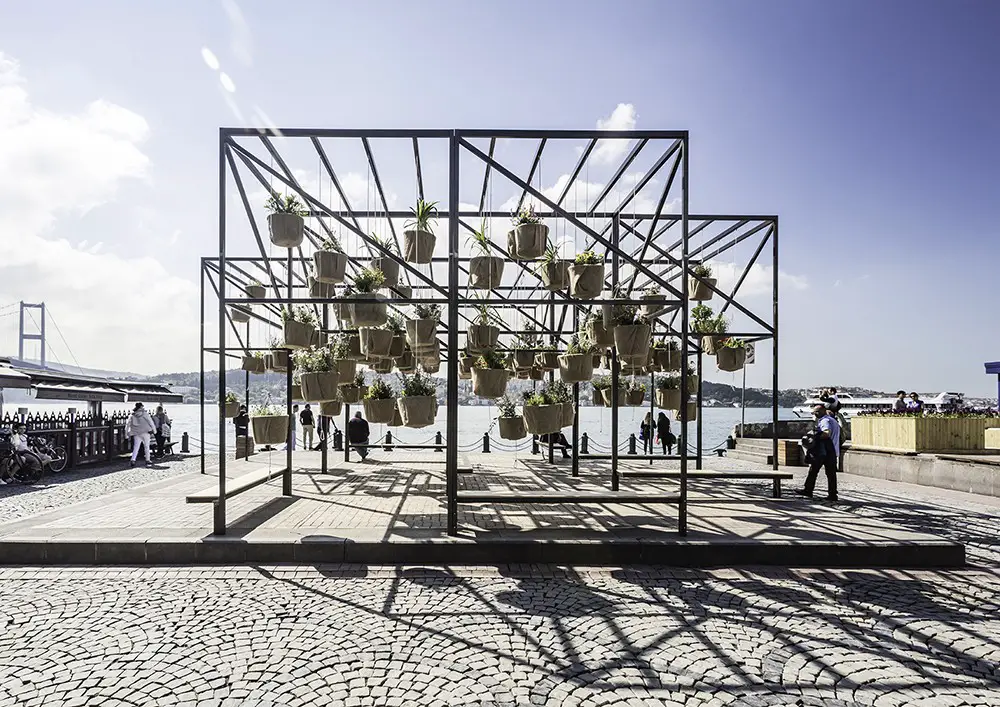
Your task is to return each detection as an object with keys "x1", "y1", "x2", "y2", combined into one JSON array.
[{"x1": 202, "y1": 127, "x2": 779, "y2": 537}]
